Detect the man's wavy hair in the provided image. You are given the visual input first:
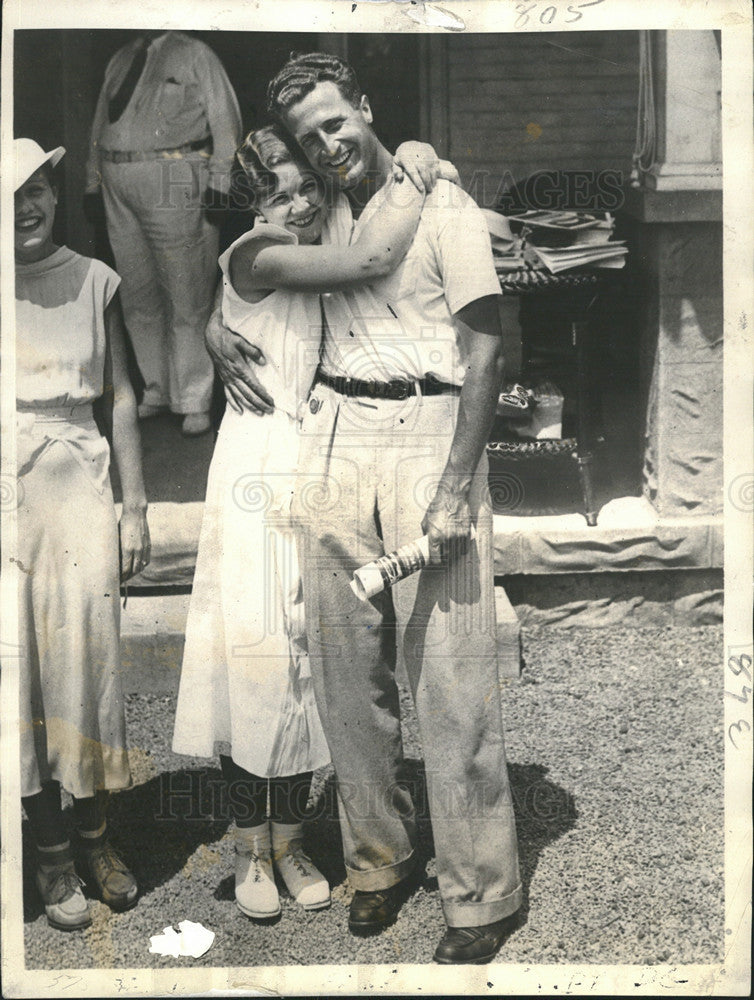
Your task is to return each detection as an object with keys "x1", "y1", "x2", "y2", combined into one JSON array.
[{"x1": 266, "y1": 51, "x2": 363, "y2": 119}]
